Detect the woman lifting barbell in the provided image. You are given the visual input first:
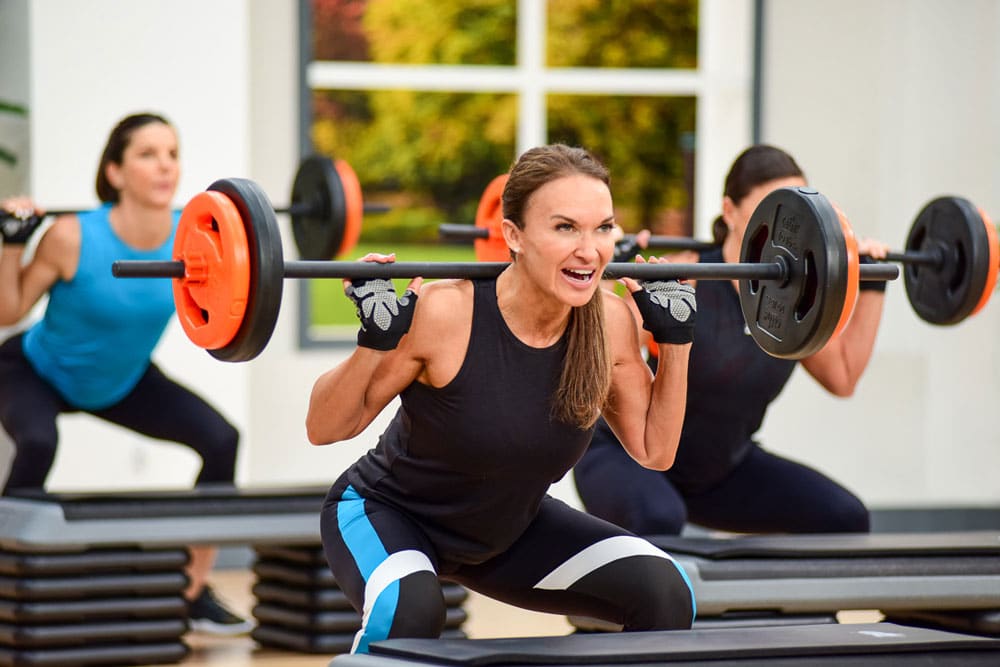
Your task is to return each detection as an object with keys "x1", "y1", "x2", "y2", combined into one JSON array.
[
  {"x1": 0, "y1": 112, "x2": 252, "y2": 636},
  {"x1": 308, "y1": 144, "x2": 697, "y2": 653},
  {"x1": 574, "y1": 144, "x2": 891, "y2": 537}
]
